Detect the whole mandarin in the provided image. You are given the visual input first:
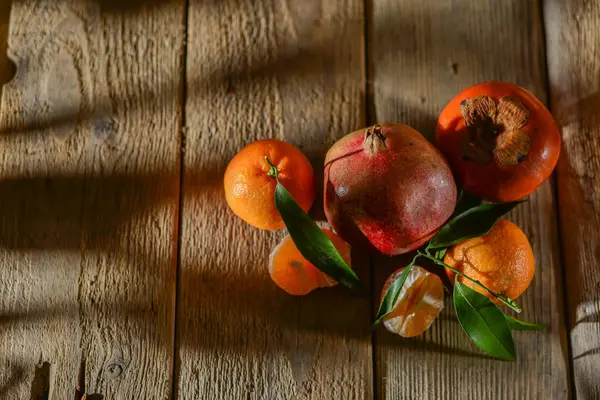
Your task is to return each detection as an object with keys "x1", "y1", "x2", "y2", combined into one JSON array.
[
  {"x1": 444, "y1": 219, "x2": 535, "y2": 302},
  {"x1": 224, "y1": 139, "x2": 315, "y2": 230}
]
